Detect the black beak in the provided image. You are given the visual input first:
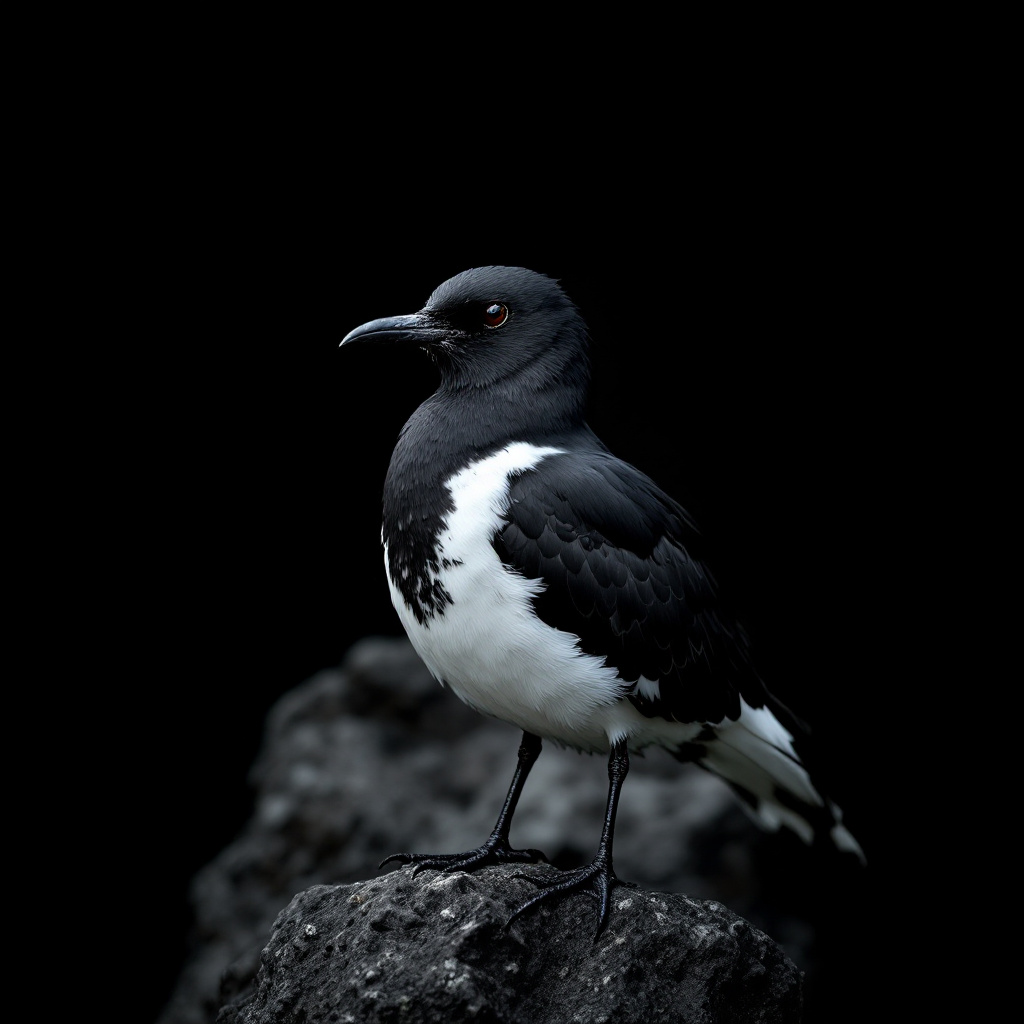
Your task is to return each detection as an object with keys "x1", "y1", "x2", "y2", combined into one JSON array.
[{"x1": 340, "y1": 313, "x2": 447, "y2": 348}]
